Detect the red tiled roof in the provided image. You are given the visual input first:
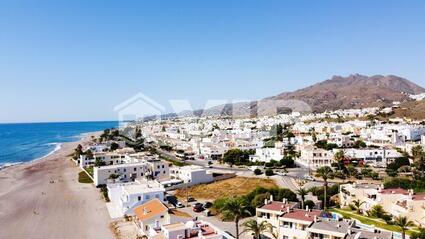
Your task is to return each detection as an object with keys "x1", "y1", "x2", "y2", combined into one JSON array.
[
  {"x1": 259, "y1": 201, "x2": 297, "y2": 212},
  {"x1": 281, "y1": 209, "x2": 322, "y2": 222},
  {"x1": 380, "y1": 188, "x2": 408, "y2": 195}
]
